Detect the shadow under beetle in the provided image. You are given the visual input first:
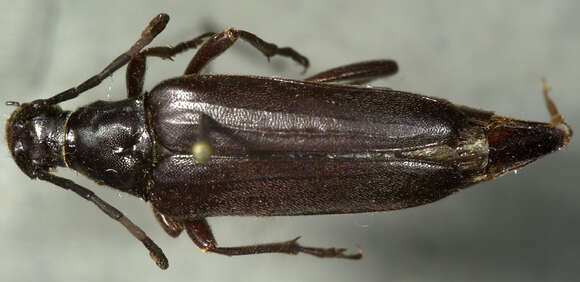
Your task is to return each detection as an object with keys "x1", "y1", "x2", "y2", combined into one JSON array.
[{"x1": 5, "y1": 13, "x2": 572, "y2": 269}]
